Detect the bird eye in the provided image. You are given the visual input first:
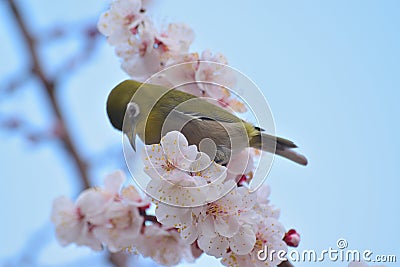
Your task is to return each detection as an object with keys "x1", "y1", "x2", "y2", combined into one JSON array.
[{"x1": 127, "y1": 102, "x2": 140, "y2": 118}]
